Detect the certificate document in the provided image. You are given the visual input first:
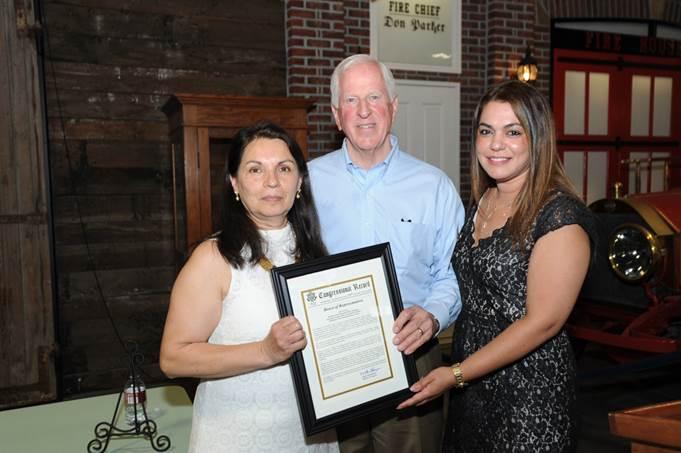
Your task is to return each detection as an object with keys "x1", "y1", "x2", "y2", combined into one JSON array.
[
  {"x1": 271, "y1": 243, "x2": 418, "y2": 435},
  {"x1": 301, "y1": 274, "x2": 393, "y2": 399}
]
